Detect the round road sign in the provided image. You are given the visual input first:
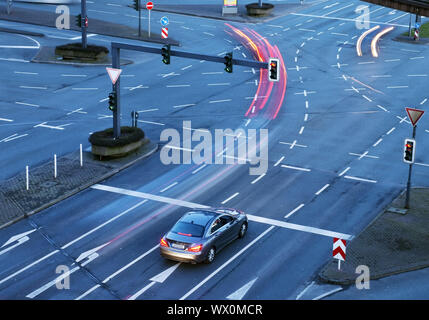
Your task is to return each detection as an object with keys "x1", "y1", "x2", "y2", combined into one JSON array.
[
  {"x1": 160, "y1": 16, "x2": 169, "y2": 26},
  {"x1": 146, "y1": 1, "x2": 153, "y2": 10}
]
